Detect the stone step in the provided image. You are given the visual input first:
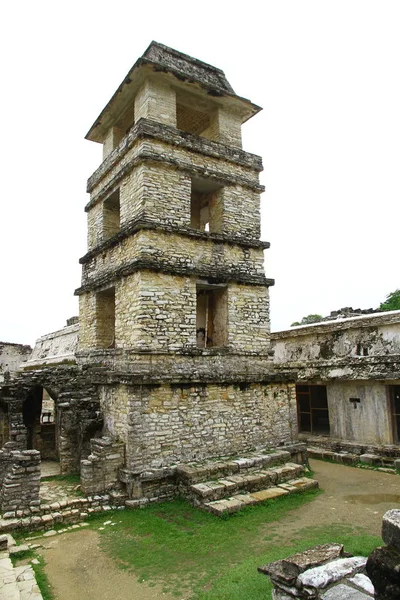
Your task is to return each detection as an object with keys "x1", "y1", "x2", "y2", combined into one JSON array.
[
  {"x1": 176, "y1": 450, "x2": 295, "y2": 485},
  {"x1": 204, "y1": 477, "x2": 318, "y2": 516},
  {"x1": 189, "y1": 462, "x2": 305, "y2": 503}
]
